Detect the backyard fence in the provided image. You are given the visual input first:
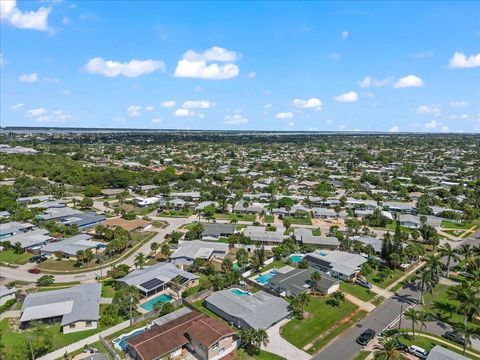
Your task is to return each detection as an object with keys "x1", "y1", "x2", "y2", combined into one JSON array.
[{"x1": 99, "y1": 334, "x2": 123, "y2": 360}]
